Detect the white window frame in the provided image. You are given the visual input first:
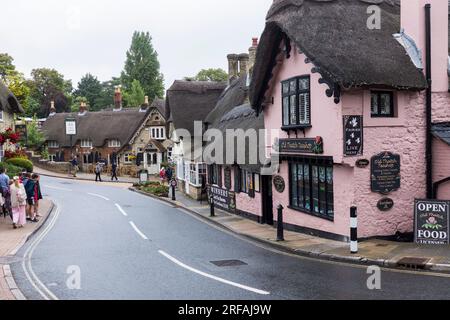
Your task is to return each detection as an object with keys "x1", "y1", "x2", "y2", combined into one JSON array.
[
  {"x1": 189, "y1": 162, "x2": 206, "y2": 187},
  {"x1": 150, "y1": 126, "x2": 166, "y2": 140},
  {"x1": 80, "y1": 139, "x2": 93, "y2": 148},
  {"x1": 108, "y1": 139, "x2": 121, "y2": 148},
  {"x1": 49, "y1": 154, "x2": 57, "y2": 162},
  {"x1": 124, "y1": 153, "x2": 133, "y2": 164},
  {"x1": 48, "y1": 141, "x2": 59, "y2": 148}
]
